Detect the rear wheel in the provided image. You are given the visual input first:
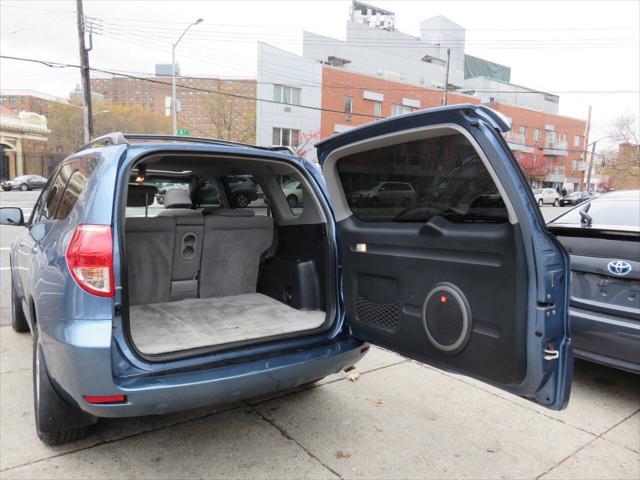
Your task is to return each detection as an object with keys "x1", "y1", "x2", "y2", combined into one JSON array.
[
  {"x1": 33, "y1": 327, "x2": 96, "y2": 445},
  {"x1": 10, "y1": 275, "x2": 29, "y2": 333},
  {"x1": 538, "y1": 199, "x2": 544, "y2": 207},
  {"x1": 20, "y1": 184, "x2": 28, "y2": 191},
  {"x1": 286, "y1": 194, "x2": 298, "y2": 208}
]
